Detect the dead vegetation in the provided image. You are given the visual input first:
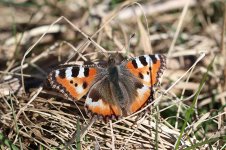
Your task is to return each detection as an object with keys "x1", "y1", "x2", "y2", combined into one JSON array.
[{"x1": 0, "y1": 0, "x2": 225, "y2": 149}]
